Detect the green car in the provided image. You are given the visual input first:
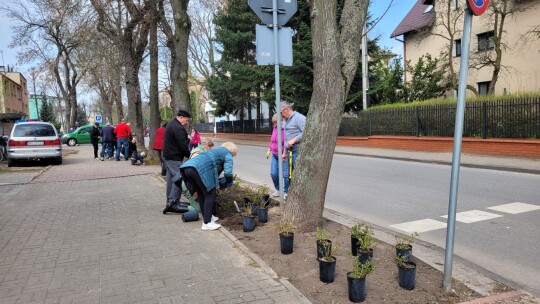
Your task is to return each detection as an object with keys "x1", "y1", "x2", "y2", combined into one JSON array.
[{"x1": 61, "y1": 124, "x2": 102, "y2": 146}]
